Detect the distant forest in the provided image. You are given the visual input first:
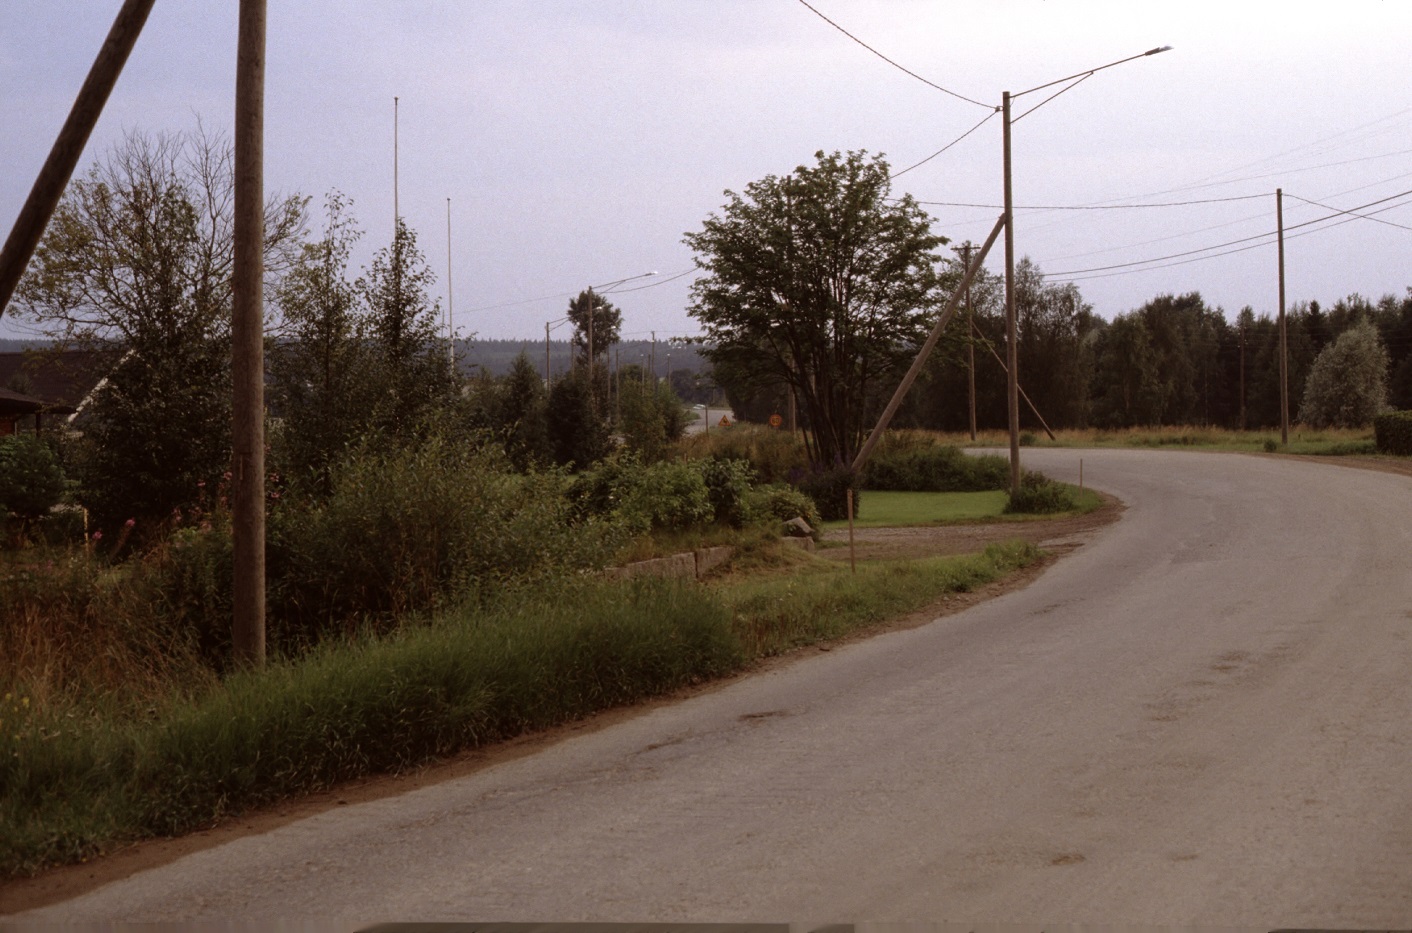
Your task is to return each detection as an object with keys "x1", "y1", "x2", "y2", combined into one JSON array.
[{"x1": 458, "y1": 338, "x2": 708, "y2": 381}]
